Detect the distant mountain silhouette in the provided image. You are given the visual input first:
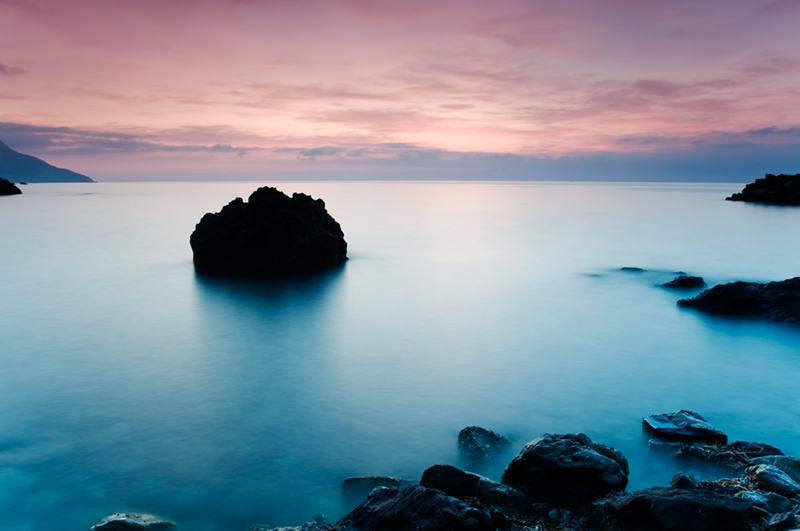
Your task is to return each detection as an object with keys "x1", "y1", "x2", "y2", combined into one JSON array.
[{"x1": 0, "y1": 140, "x2": 94, "y2": 183}]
